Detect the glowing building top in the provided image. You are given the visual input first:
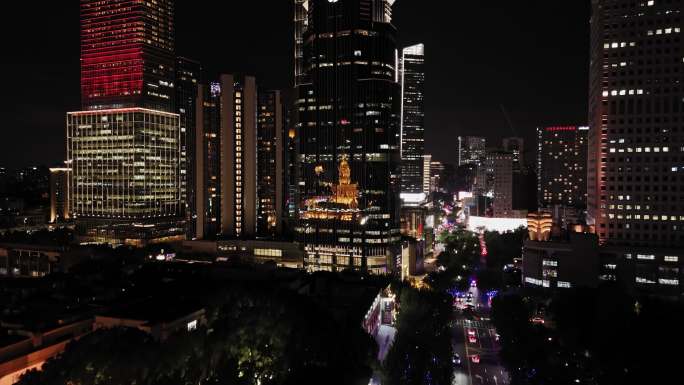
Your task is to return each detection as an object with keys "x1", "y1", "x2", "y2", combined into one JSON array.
[{"x1": 80, "y1": 0, "x2": 175, "y2": 112}]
